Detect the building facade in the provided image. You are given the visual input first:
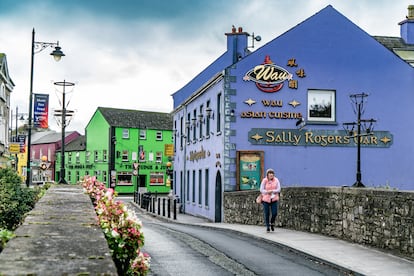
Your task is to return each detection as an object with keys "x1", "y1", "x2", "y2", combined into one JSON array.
[
  {"x1": 31, "y1": 130, "x2": 81, "y2": 183},
  {"x1": 84, "y1": 107, "x2": 173, "y2": 194},
  {"x1": 171, "y1": 5, "x2": 414, "y2": 221},
  {"x1": 0, "y1": 53, "x2": 14, "y2": 168},
  {"x1": 55, "y1": 135, "x2": 87, "y2": 184}
]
